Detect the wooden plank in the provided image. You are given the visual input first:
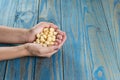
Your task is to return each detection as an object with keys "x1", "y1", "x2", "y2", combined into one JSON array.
[
  {"x1": 61, "y1": 0, "x2": 120, "y2": 80},
  {"x1": 0, "y1": 0, "x2": 19, "y2": 80},
  {"x1": 61, "y1": 0, "x2": 88, "y2": 80},
  {"x1": 82, "y1": 0, "x2": 120, "y2": 80},
  {"x1": 0, "y1": 61, "x2": 6, "y2": 80},
  {"x1": 4, "y1": 0, "x2": 39, "y2": 80},
  {"x1": 0, "y1": 0, "x2": 119, "y2": 80},
  {"x1": 34, "y1": 0, "x2": 63, "y2": 80},
  {"x1": 101, "y1": 0, "x2": 120, "y2": 79}
]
